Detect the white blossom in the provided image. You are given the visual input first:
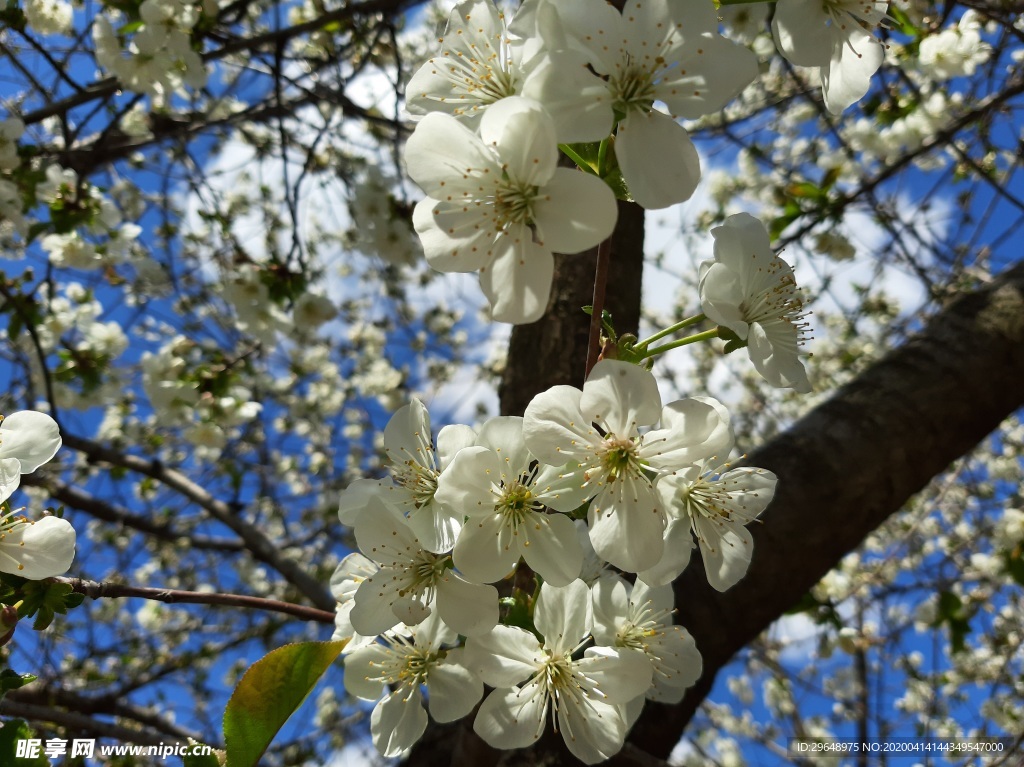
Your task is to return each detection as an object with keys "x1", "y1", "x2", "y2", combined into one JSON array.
[
  {"x1": 699, "y1": 212, "x2": 812, "y2": 392},
  {"x1": 0, "y1": 411, "x2": 63, "y2": 502},
  {"x1": 918, "y1": 11, "x2": 991, "y2": 81},
  {"x1": 23, "y1": 0, "x2": 73, "y2": 36},
  {"x1": 349, "y1": 498, "x2": 498, "y2": 637},
  {"x1": 551, "y1": 0, "x2": 758, "y2": 208},
  {"x1": 435, "y1": 416, "x2": 587, "y2": 586},
  {"x1": 591, "y1": 575, "x2": 702, "y2": 703},
  {"x1": 405, "y1": 97, "x2": 617, "y2": 324},
  {"x1": 467, "y1": 580, "x2": 652, "y2": 763},
  {"x1": 405, "y1": 0, "x2": 611, "y2": 142},
  {"x1": 0, "y1": 512, "x2": 77, "y2": 579},
  {"x1": 772, "y1": 0, "x2": 888, "y2": 113},
  {"x1": 523, "y1": 360, "x2": 732, "y2": 572},
  {"x1": 330, "y1": 552, "x2": 378, "y2": 653},
  {"x1": 656, "y1": 461, "x2": 777, "y2": 591},
  {"x1": 344, "y1": 612, "x2": 482, "y2": 757},
  {"x1": 348, "y1": 398, "x2": 475, "y2": 554}
]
